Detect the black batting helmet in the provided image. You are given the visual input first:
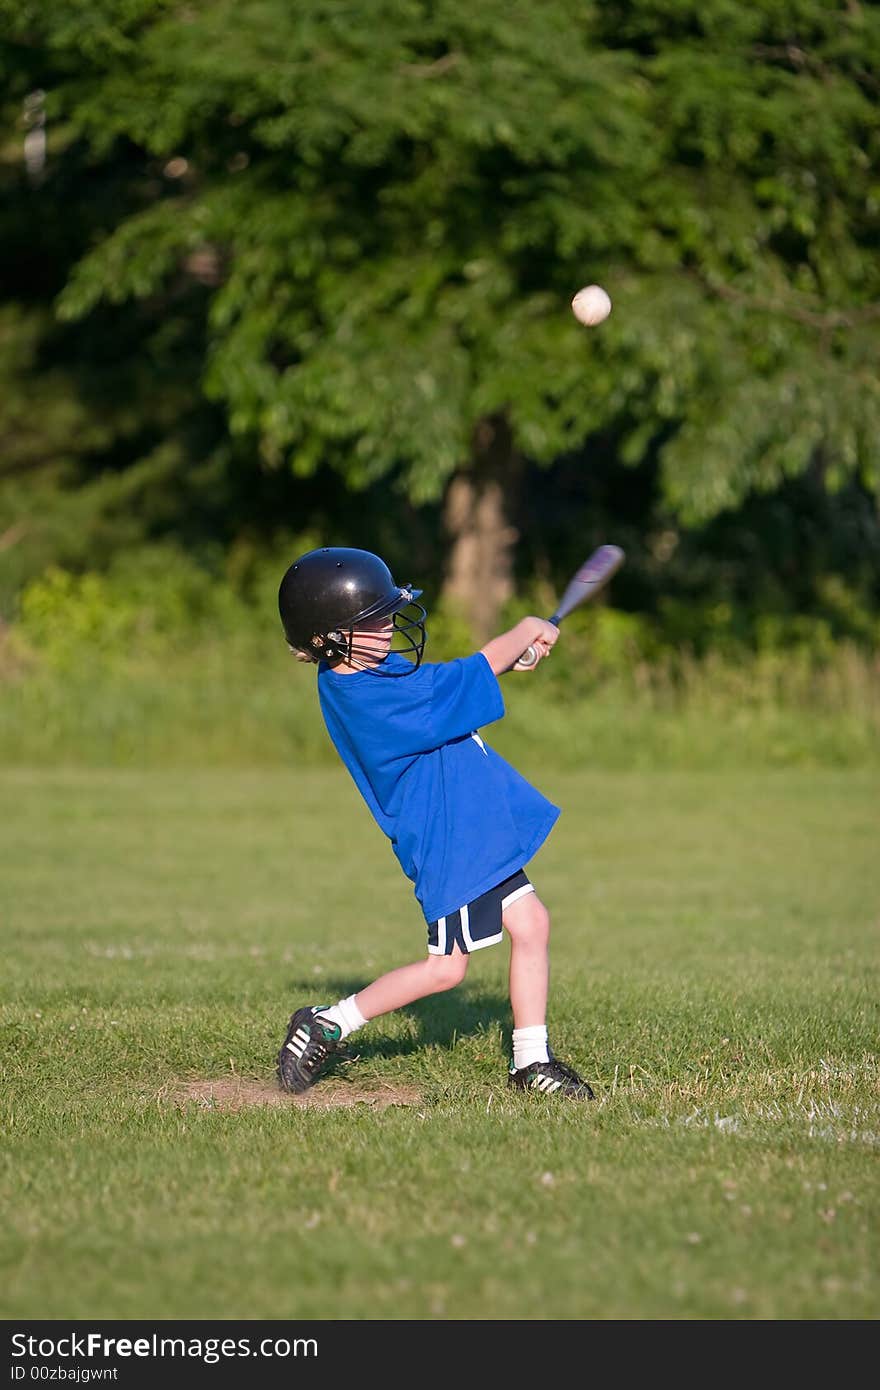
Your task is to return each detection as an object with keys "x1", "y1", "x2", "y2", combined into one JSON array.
[{"x1": 278, "y1": 547, "x2": 426, "y2": 671}]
